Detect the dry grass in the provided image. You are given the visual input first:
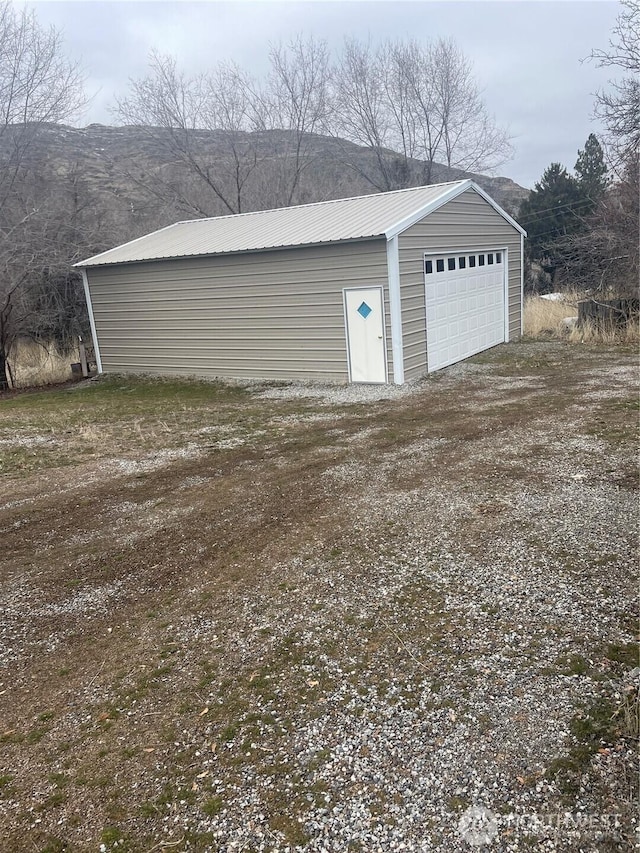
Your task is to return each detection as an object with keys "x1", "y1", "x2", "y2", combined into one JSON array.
[
  {"x1": 524, "y1": 293, "x2": 640, "y2": 344},
  {"x1": 568, "y1": 316, "x2": 640, "y2": 345},
  {"x1": 523, "y1": 292, "x2": 581, "y2": 338},
  {"x1": 7, "y1": 339, "x2": 76, "y2": 389}
]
